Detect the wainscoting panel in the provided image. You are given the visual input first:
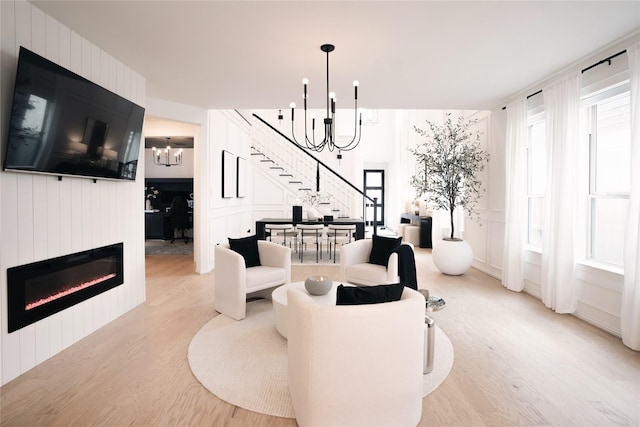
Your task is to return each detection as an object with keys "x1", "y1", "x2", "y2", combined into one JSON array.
[
  {"x1": 466, "y1": 111, "x2": 505, "y2": 280},
  {"x1": 487, "y1": 221, "x2": 505, "y2": 273},
  {"x1": 466, "y1": 218, "x2": 488, "y2": 264},
  {"x1": 204, "y1": 110, "x2": 254, "y2": 272},
  {"x1": 0, "y1": 1, "x2": 146, "y2": 385}
]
